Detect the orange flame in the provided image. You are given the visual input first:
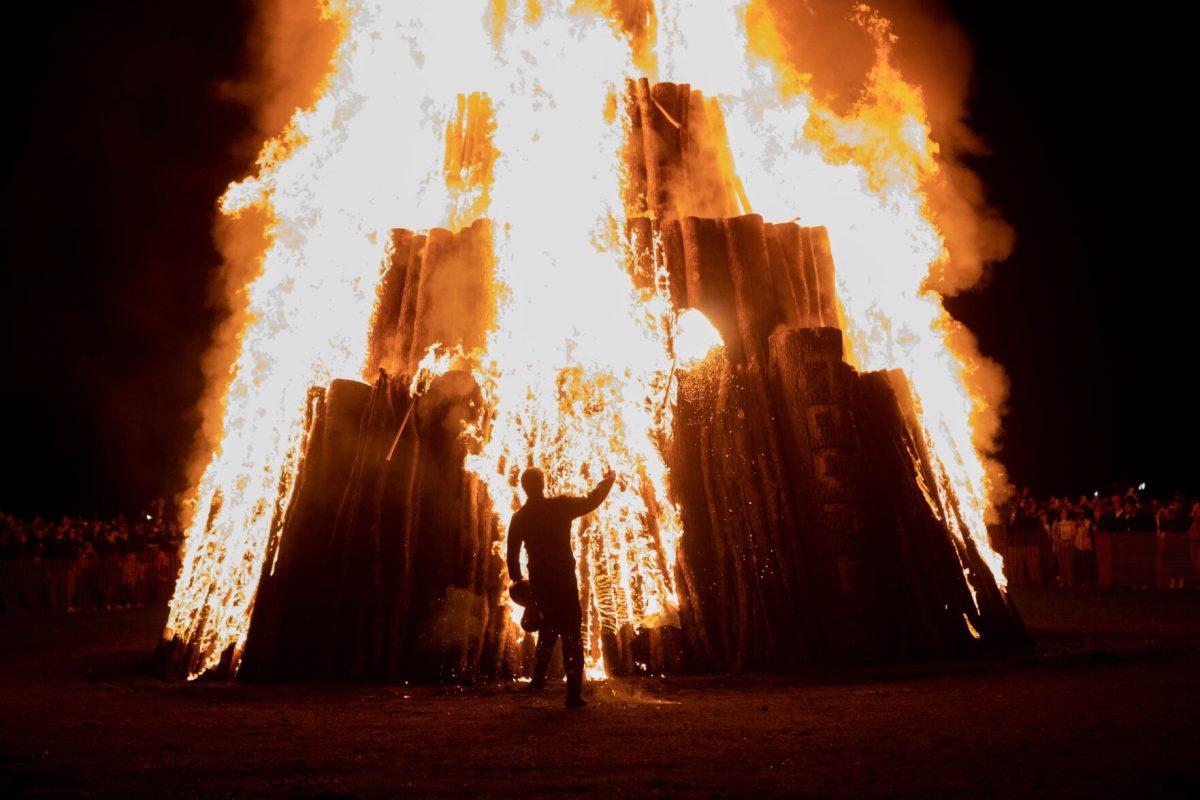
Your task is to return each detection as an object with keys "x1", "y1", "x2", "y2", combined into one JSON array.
[
  {"x1": 658, "y1": 1, "x2": 1004, "y2": 580},
  {"x1": 168, "y1": 0, "x2": 1006, "y2": 678},
  {"x1": 466, "y1": 4, "x2": 685, "y2": 671}
]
